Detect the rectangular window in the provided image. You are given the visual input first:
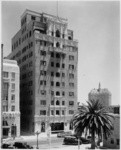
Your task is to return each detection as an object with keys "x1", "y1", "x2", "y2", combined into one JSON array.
[
  {"x1": 69, "y1": 92, "x2": 74, "y2": 97},
  {"x1": 51, "y1": 62, "x2": 54, "y2": 67},
  {"x1": 11, "y1": 72, "x2": 15, "y2": 80},
  {"x1": 40, "y1": 100, "x2": 46, "y2": 106},
  {"x1": 11, "y1": 83, "x2": 15, "y2": 90},
  {"x1": 111, "y1": 138, "x2": 114, "y2": 144},
  {"x1": 69, "y1": 83, "x2": 74, "y2": 87},
  {"x1": 117, "y1": 139, "x2": 119, "y2": 145},
  {"x1": 41, "y1": 90, "x2": 46, "y2": 95},
  {"x1": 11, "y1": 95, "x2": 15, "y2": 101},
  {"x1": 51, "y1": 81, "x2": 54, "y2": 86},
  {"x1": 11, "y1": 106, "x2": 15, "y2": 111},
  {"x1": 62, "y1": 82, "x2": 65, "y2": 87},
  {"x1": 40, "y1": 110, "x2": 46, "y2": 115},
  {"x1": 62, "y1": 110, "x2": 65, "y2": 115},
  {"x1": 62, "y1": 101, "x2": 65, "y2": 105},
  {"x1": 62, "y1": 63, "x2": 65, "y2": 68},
  {"x1": 51, "y1": 100, "x2": 54, "y2": 105},
  {"x1": 41, "y1": 61, "x2": 46, "y2": 66},
  {"x1": 3, "y1": 72, "x2": 8, "y2": 78},
  {"x1": 51, "y1": 52, "x2": 54, "y2": 57},
  {"x1": 51, "y1": 91, "x2": 54, "y2": 96},
  {"x1": 62, "y1": 73, "x2": 65, "y2": 78},
  {"x1": 40, "y1": 70, "x2": 46, "y2": 76},
  {"x1": 69, "y1": 73, "x2": 74, "y2": 79},
  {"x1": 69, "y1": 55, "x2": 74, "y2": 60},
  {"x1": 41, "y1": 51, "x2": 46, "y2": 56},
  {"x1": 62, "y1": 91, "x2": 65, "y2": 96},
  {"x1": 69, "y1": 65, "x2": 74, "y2": 70},
  {"x1": 51, "y1": 72, "x2": 54, "y2": 77},
  {"x1": 69, "y1": 101, "x2": 74, "y2": 106},
  {"x1": 51, "y1": 110, "x2": 54, "y2": 115},
  {"x1": 56, "y1": 110, "x2": 60, "y2": 115},
  {"x1": 69, "y1": 110, "x2": 74, "y2": 114}
]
